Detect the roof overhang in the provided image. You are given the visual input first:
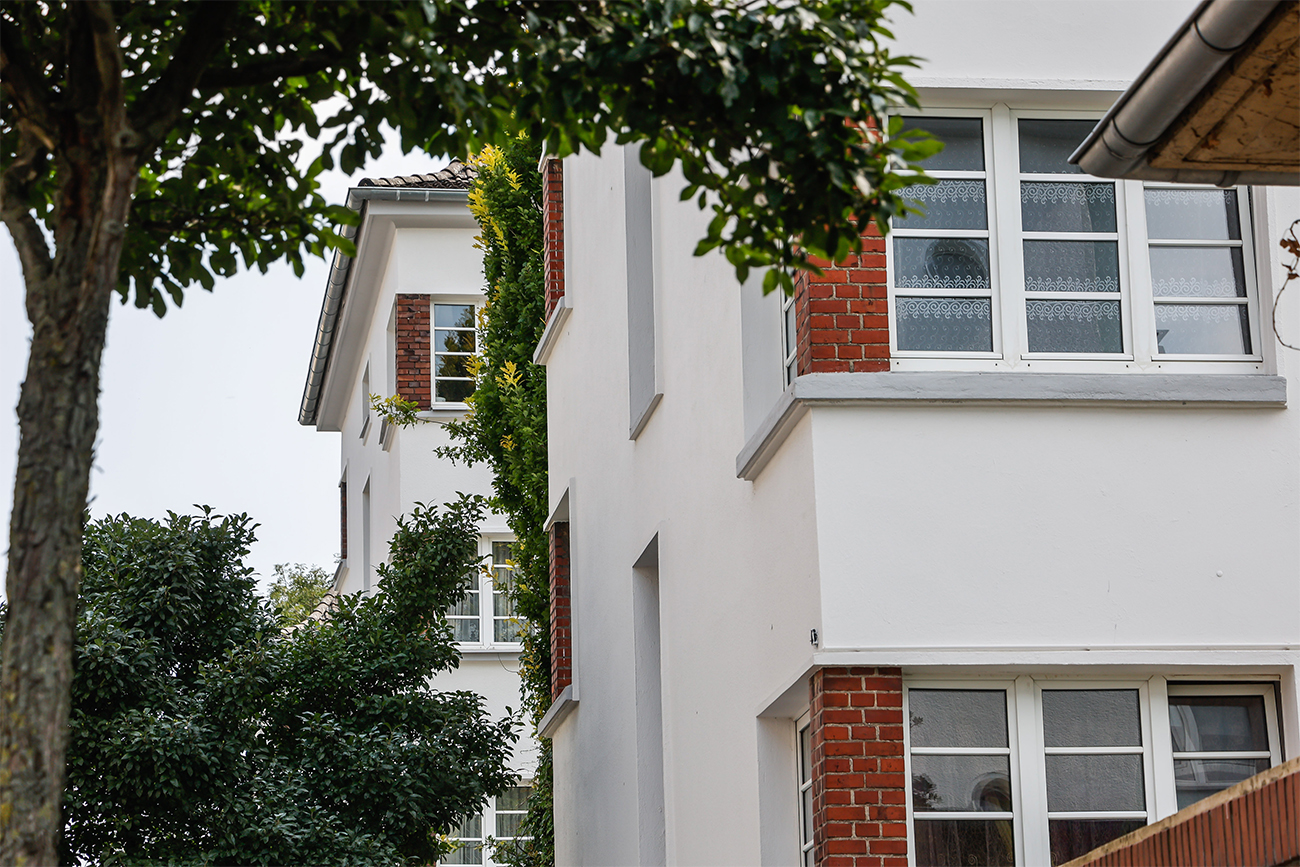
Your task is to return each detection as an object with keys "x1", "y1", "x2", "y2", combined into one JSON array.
[
  {"x1": 1070, "y1": 0, "x2": 1299, "y2": 186},
  {"x1": 297, "y1": 187, "x2": 474, "y2": 429}
]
